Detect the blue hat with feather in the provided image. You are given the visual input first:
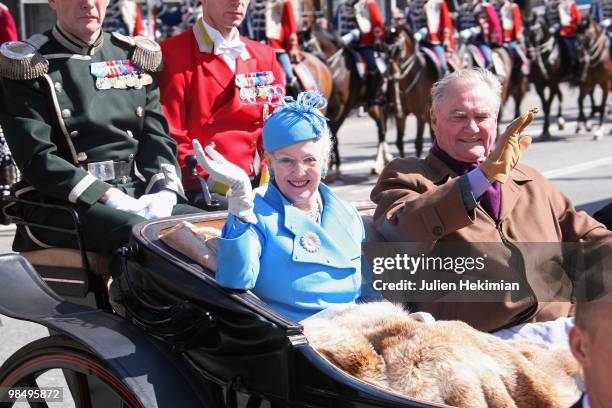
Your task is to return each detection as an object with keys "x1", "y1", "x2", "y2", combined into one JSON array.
[{"x1": 263, "y1": 91, "x2": 329, "y2": 152}]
